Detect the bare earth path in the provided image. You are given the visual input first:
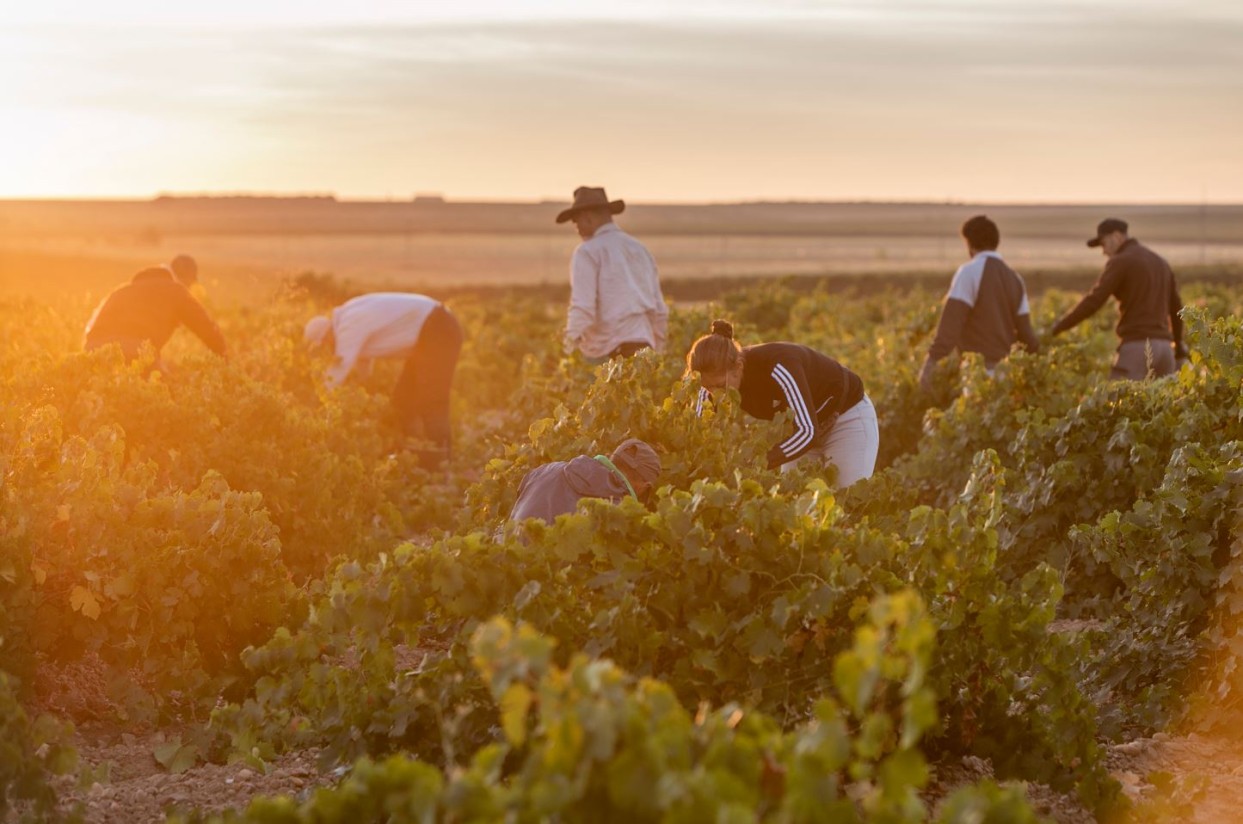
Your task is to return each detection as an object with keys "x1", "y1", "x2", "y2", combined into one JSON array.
[
  {"x1": 1110, "y1": 732, "x2": 1243, "y2": 822},
  {"x1": 52, "y1": 724, "x2": 332, "y2": 823}
]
